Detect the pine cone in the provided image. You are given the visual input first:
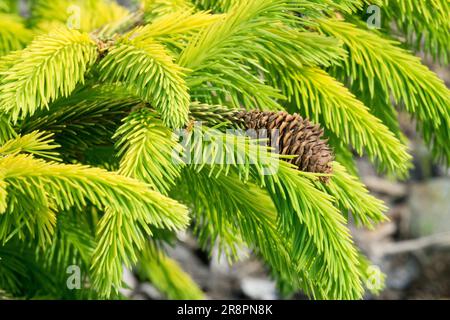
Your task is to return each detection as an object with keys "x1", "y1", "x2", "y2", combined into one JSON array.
[
  {"x1": 189, "y1": 104, "x2": 334, "y2": 181},
  {"x1": 237, "y1": 110, "x2": 334, "y2": 180}
]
